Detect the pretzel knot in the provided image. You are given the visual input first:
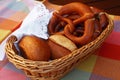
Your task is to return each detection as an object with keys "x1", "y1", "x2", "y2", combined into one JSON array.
[{"x1": 48, "y1": 2, "x2": 108, "y2": 46}]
